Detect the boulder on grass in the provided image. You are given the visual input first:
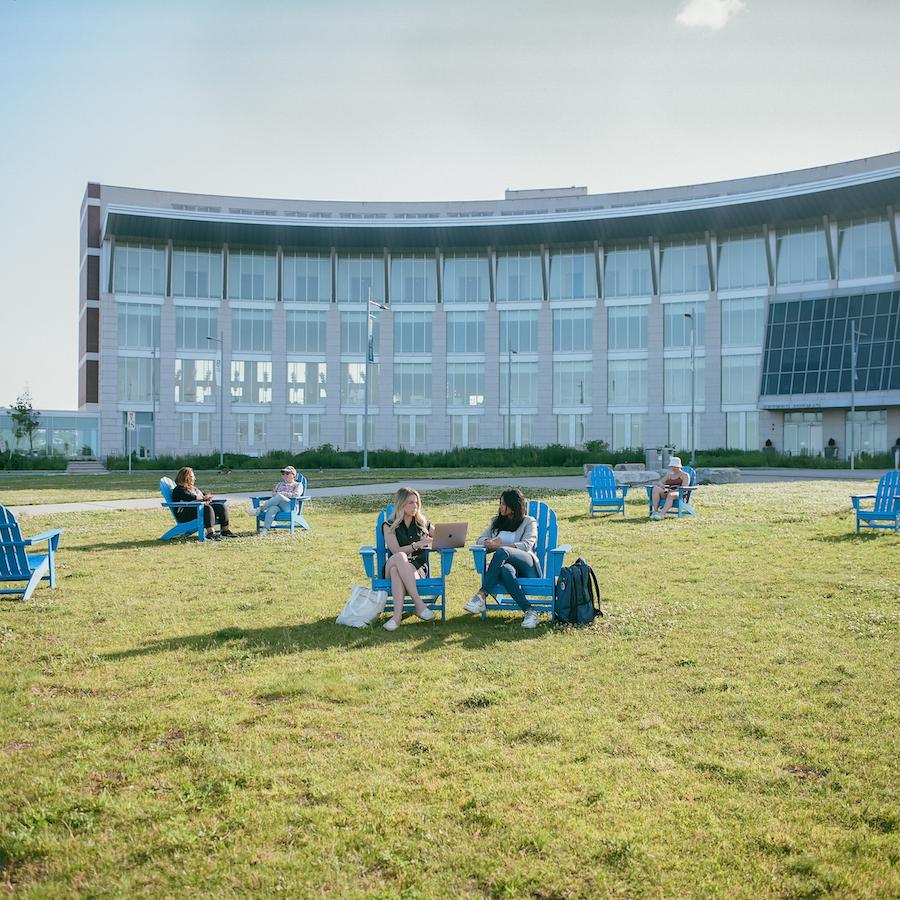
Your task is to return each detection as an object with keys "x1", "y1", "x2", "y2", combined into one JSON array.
[
  {"x1": 696, "y1": 467, "x2": 741, "y2": 484},
  {"x1": 614, "y1": 463, "x2": 646, "y2": 471},
  {"x1": 615, "y1": 469, "x2": 660, "y2": 486}
]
